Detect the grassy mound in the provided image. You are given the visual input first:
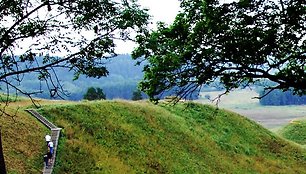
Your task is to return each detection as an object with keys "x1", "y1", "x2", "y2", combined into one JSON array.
[
  {"x1": 37, "y1": 100, "x2": 306, "y2": 174},
  {"x1": 279, "y1": 119, "x2": 306, "y2": 145}
]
